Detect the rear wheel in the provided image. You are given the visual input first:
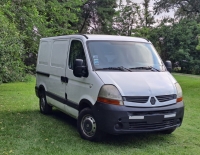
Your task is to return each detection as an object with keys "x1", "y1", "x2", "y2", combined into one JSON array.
[
  {"x1": 77, "y1": 108, "x2": 103, "y2": 141},
  {"x1": 39, "y1": 91, "x2": 52, "y2": 114},
  {"x1": 160, "y1": 127, "x2": 176, "y2": 134}
]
